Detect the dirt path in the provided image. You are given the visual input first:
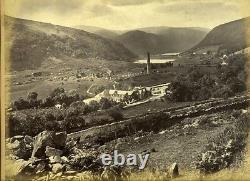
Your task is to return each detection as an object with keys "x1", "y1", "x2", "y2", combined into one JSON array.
[{"x1": 87, "y1": 84, "x2": 95, "y2": 95}]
